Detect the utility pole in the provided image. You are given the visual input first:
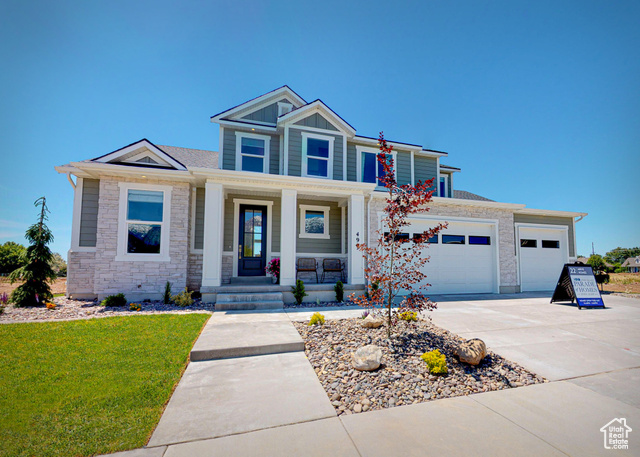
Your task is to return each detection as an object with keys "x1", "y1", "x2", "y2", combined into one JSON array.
[{"x1": 592, "y1": 242, "x2": 595, "y2": 256}]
